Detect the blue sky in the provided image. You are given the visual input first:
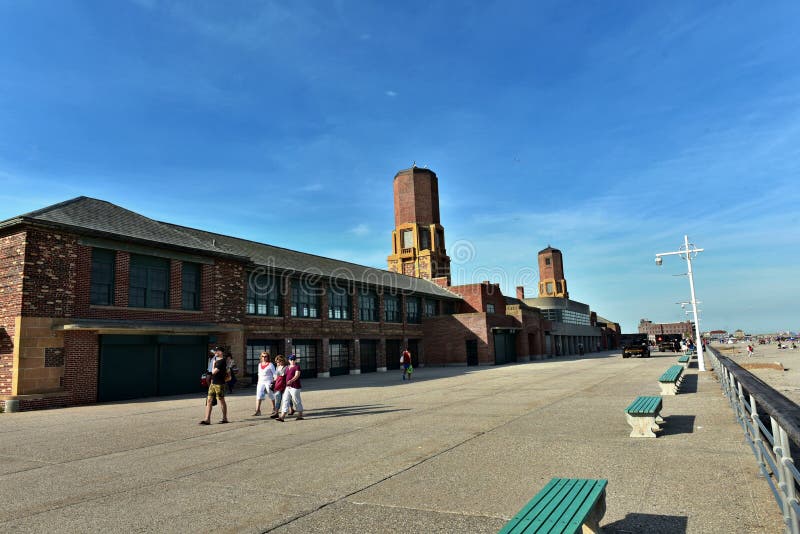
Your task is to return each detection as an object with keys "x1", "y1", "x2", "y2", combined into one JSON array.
[{"x1": 1, "y1": 1, "x2": 799, "y2": 334}]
